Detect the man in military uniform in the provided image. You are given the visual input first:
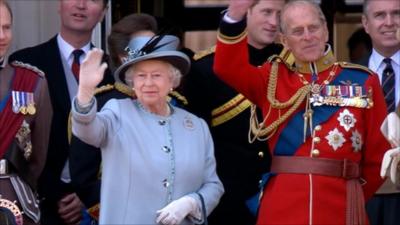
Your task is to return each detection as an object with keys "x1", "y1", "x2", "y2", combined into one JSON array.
[
  {"x1": 183, "y1": 1, "x2": 285, "y2": 224},
  {"x1": 0, "y1": 1, "x2": 52, "y2": 224},
  {"x1": 8, "y1": 1, "x2": 112, "y2": 224},
  {"x1": 214, "y1": 0, "x2": 390, "y2": 224}
]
